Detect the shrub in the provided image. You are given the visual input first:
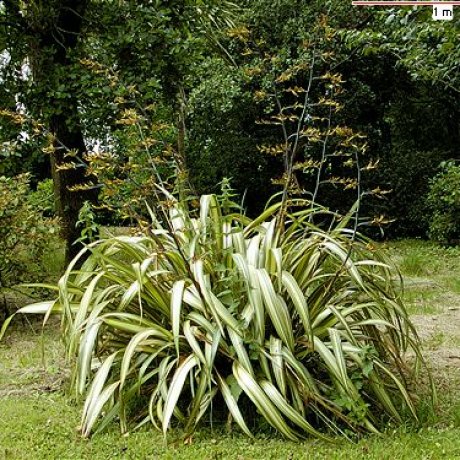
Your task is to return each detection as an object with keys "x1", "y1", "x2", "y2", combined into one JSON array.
[
  {"x1": 0, "y1": 174, "x2": 59, "y2": 288},
  {"x1": 28, "y1": 178, "x2": 55, "y2": 217},
  {"x1": 375, "y1": 149, "x2": 448, "y2": 238},
  {"x1": 2, "y1": 194, "x2": 429, "y2": 440},
  {"x1": 427, "y1": 162, "x2": 460, "y2": 244}
]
